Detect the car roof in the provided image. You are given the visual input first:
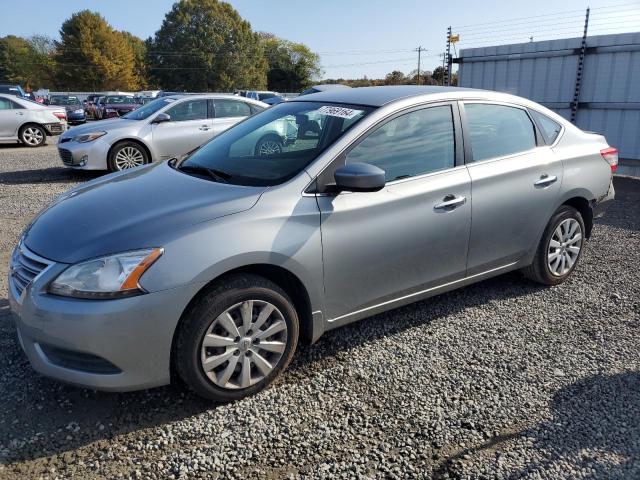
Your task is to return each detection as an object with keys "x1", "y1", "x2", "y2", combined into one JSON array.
[
  {"x1": 290, "y1": 85, "x2": 491, "y2": 107},
  {"x1": 164, "y1": 94, "x2": 268, "y2": 105}
]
